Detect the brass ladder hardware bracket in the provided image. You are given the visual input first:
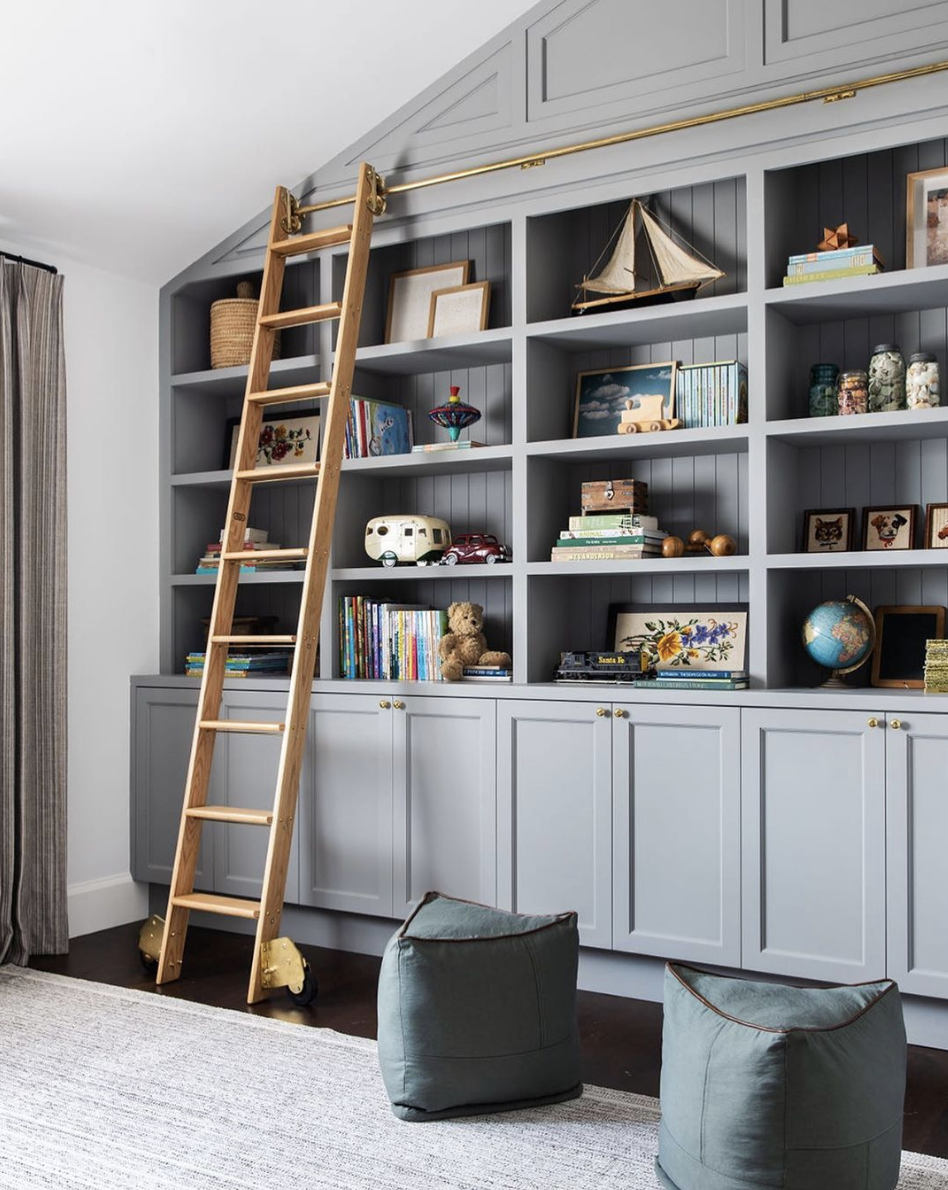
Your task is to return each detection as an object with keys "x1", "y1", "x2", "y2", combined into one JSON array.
[
  {"x1": 281, "y1": 191, "x2": 302, "y2": 236},
  {"x1": 138, "y1": 914, "x2": 165, "y2": 964},
  {"x1": 260, "y1": 937, "x2": 307, "y2": 995},
  {"x1": 365, "y1": 168, "x2": 387, "y2": 216},
  {"x1": 293, "y1": 57, "x2": 948, "y2": 216}
]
